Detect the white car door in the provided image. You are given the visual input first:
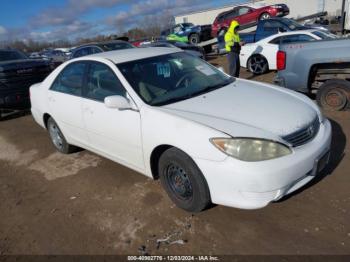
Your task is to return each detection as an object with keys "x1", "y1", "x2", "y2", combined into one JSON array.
[
  {"x1": 47, "y1": 62, "x2": 89, "y2": 146},
  {"x1": 81, "y1": 61, "x2": 144, "y2": 171}
]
